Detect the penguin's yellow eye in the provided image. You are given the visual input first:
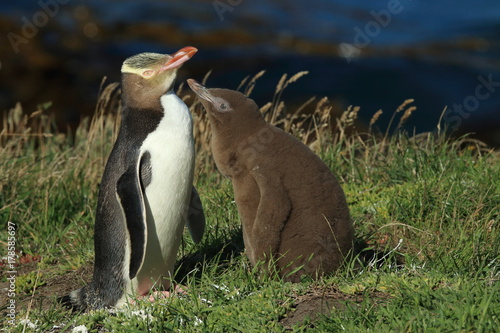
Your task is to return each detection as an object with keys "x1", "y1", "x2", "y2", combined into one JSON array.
[{"x1": 142, "y1": 70, "x2": 154, "y2": 77}]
